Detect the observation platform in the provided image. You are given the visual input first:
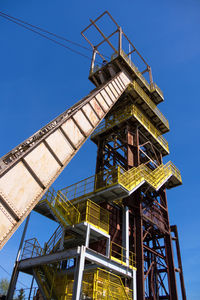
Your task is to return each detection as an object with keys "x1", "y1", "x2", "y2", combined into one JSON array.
[{"x1": 89, "y1": 51, "x2": 164, "y2": 105}]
